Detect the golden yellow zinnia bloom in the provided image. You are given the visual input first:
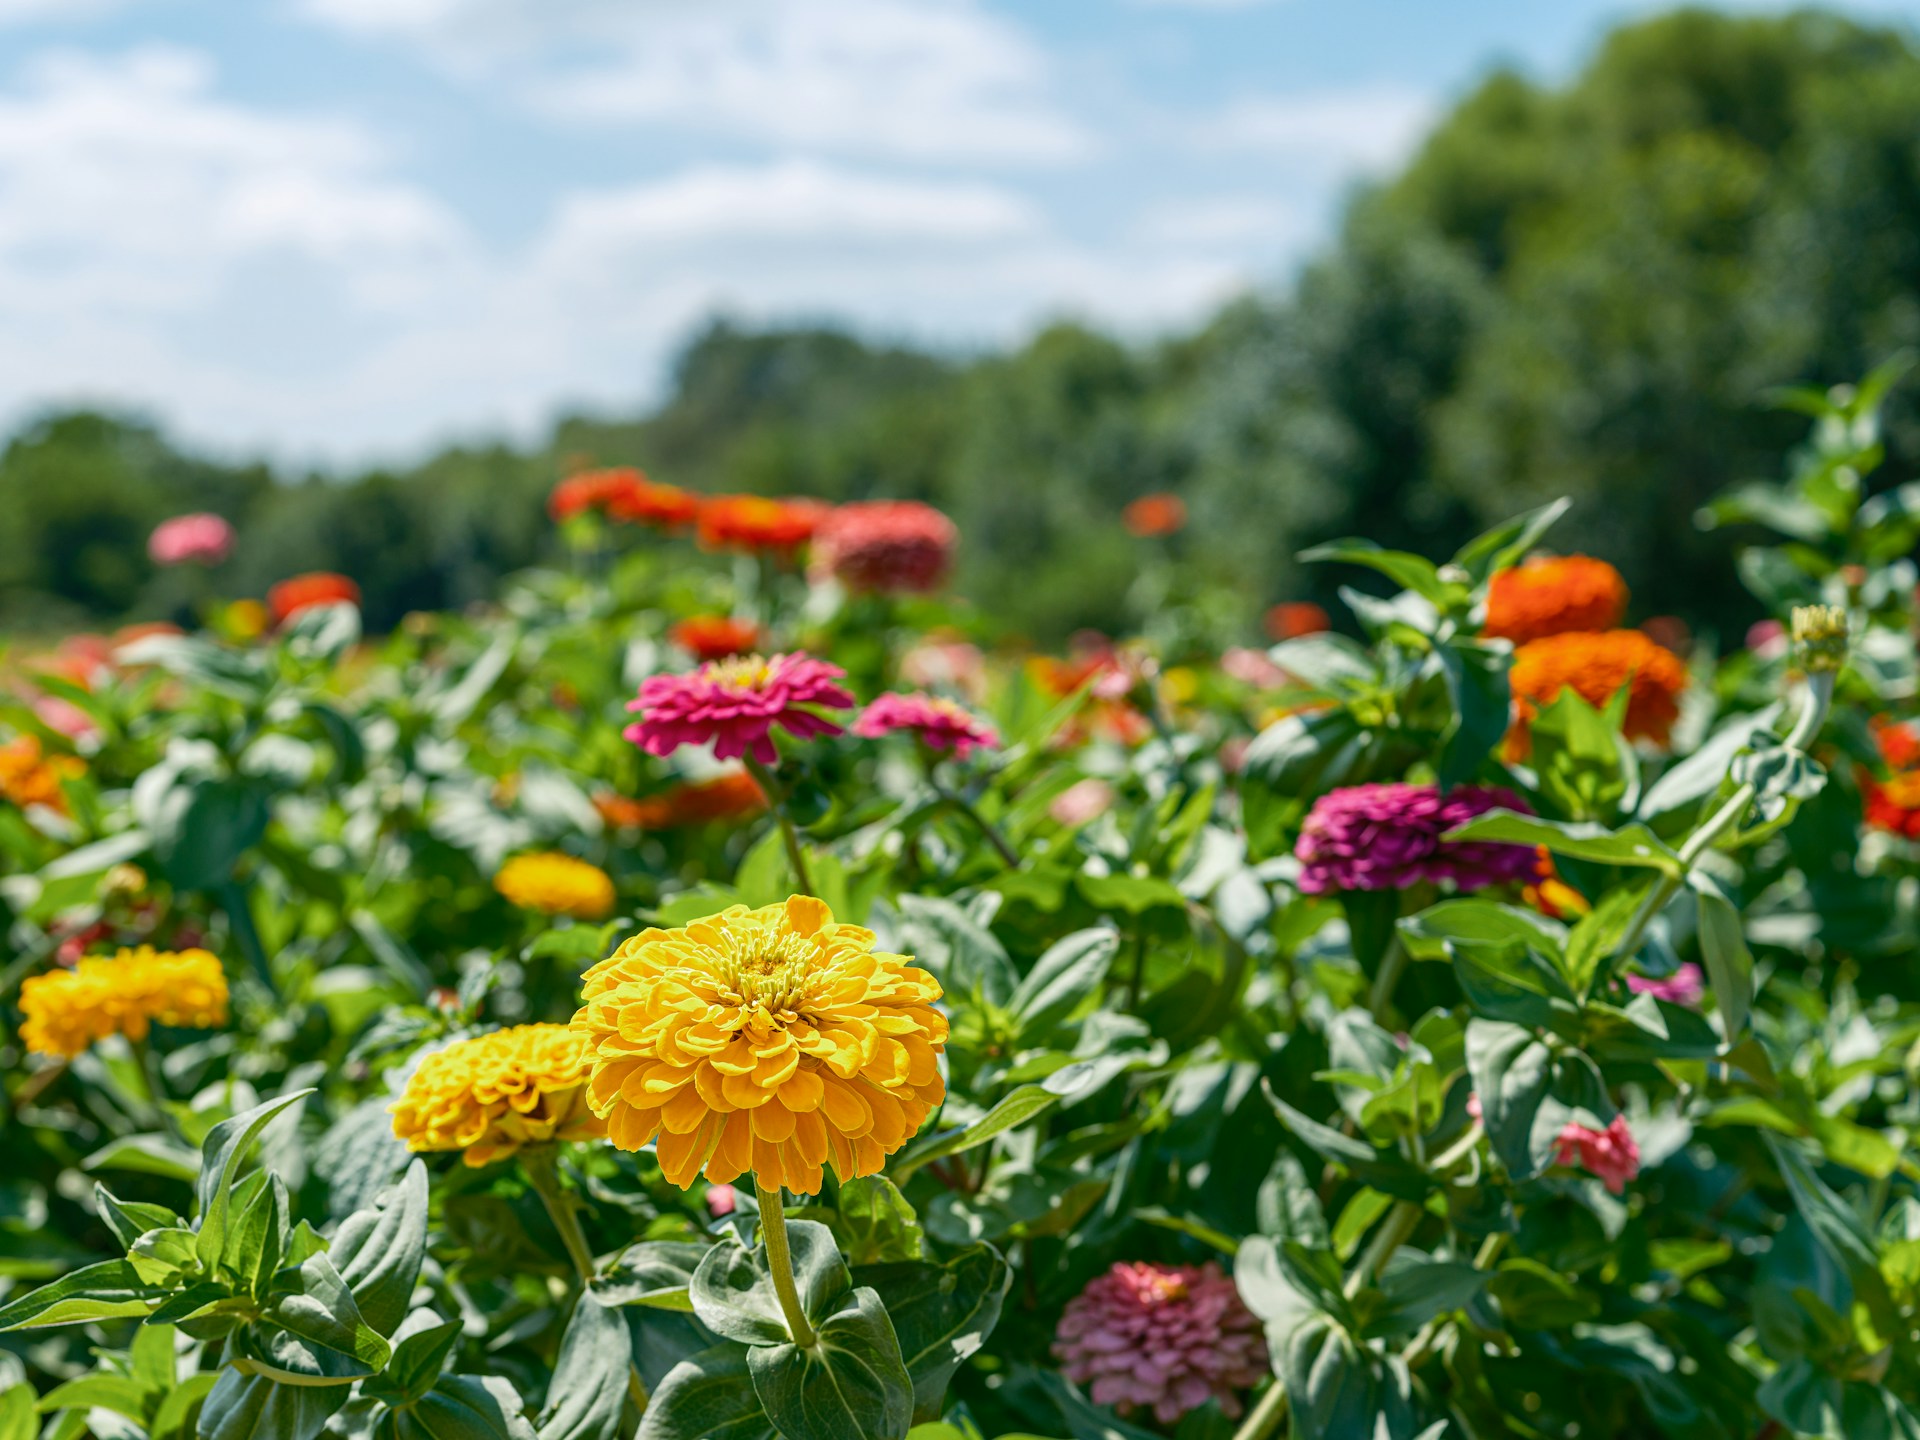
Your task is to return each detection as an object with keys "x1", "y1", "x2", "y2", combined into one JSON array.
[
  {"x1": 572, "y1": 895, "x2": 947, "y2": 1196},
  {"x1": 390, "y1": 1023, "x2": 606, "y2": 1166},
  {"x1": 18, "y1": 947, "x2": 228, "y2": 1059},
  {"x1": 494, "y1": 852, "x2": 616, "y2": 919}
]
